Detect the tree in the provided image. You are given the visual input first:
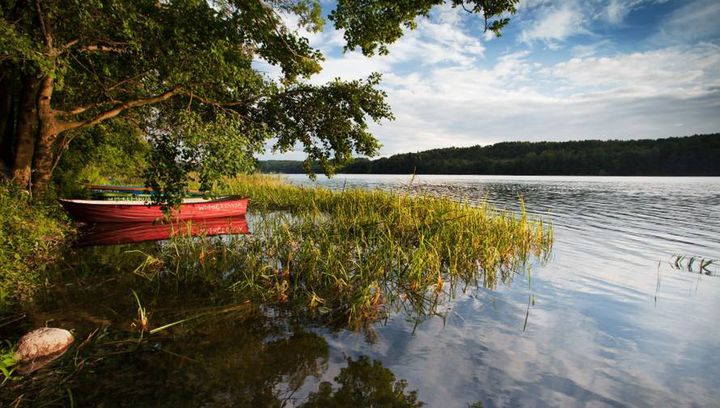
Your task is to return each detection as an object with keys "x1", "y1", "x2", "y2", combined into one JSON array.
[{"x1": 0, "y1": 0, "x2": 519, "y2": 198}]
